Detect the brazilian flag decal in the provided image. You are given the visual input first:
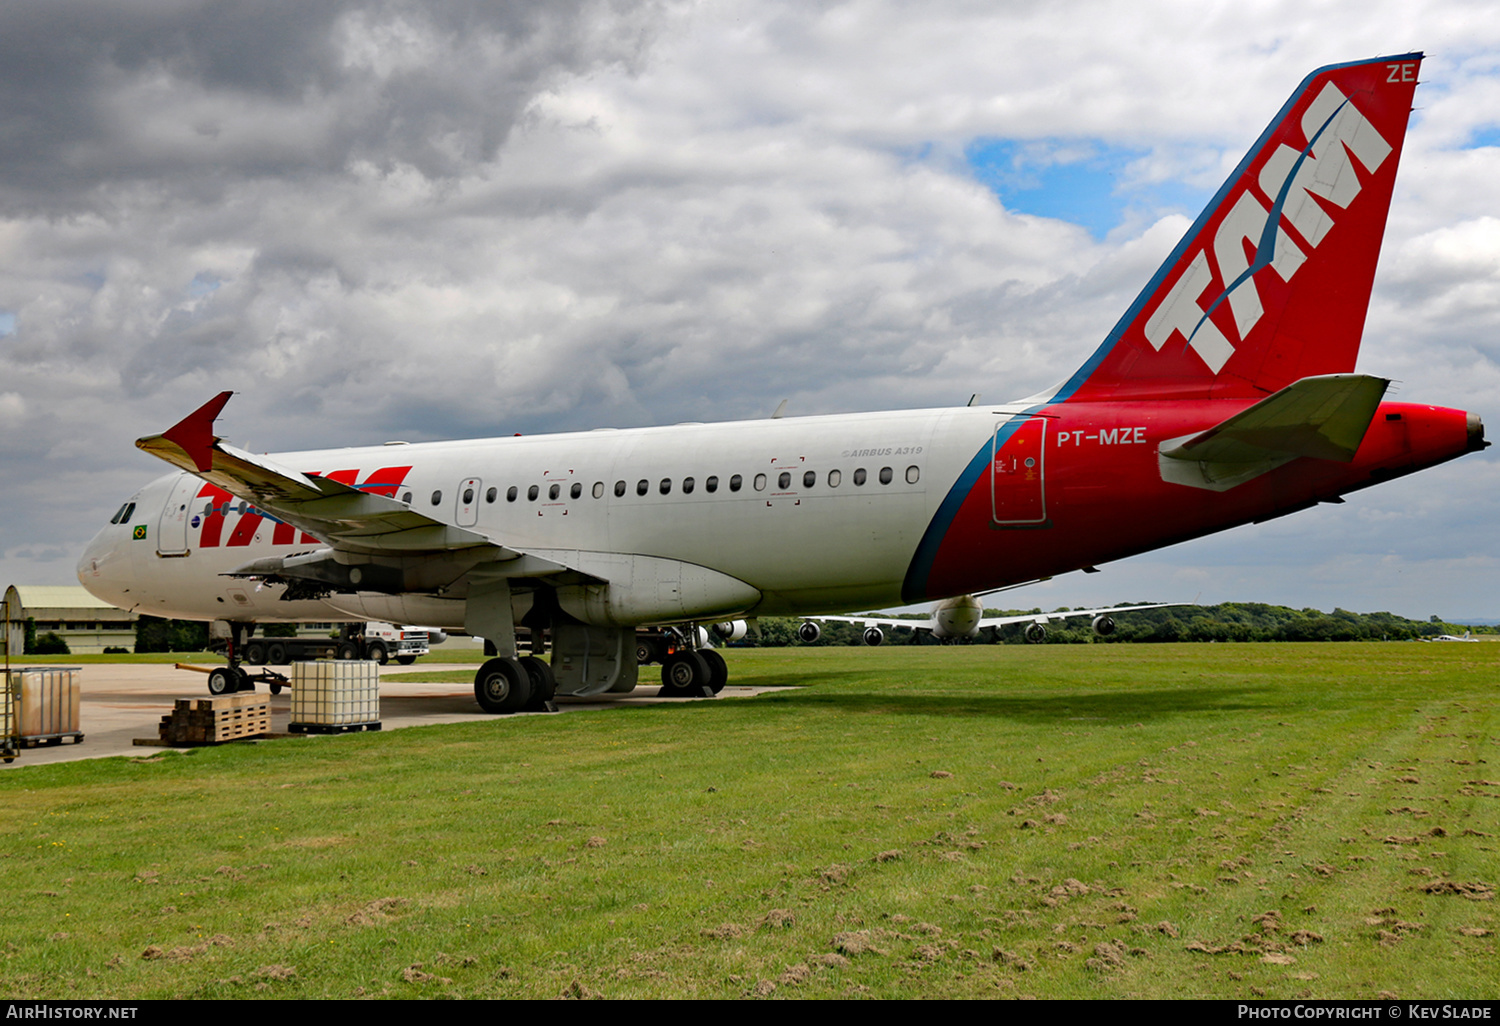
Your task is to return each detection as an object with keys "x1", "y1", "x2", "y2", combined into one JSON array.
[{"x1": 133, "y1": 525, "x2": 147, "y2": 541}]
